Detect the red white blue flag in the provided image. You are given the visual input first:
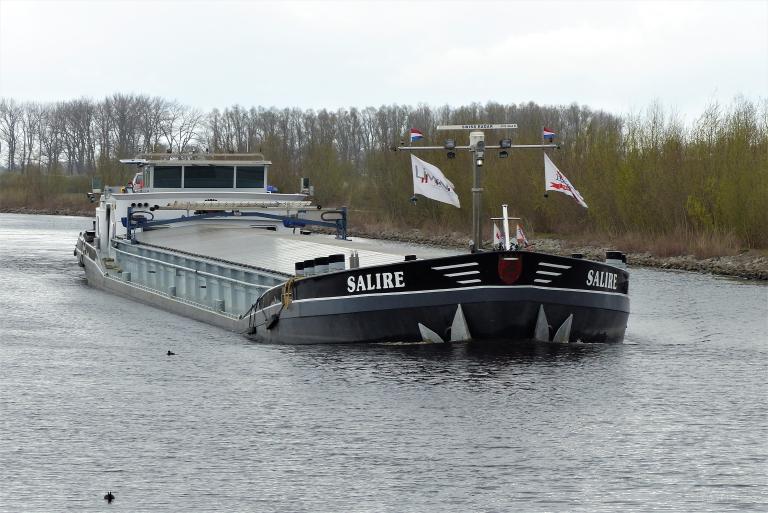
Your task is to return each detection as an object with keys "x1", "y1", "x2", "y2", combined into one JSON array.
[
  {"x1": 410, "y1": 128, "x2": 425, "y2": 142},
  {"x1": 543, "y1": 127, "x2": 556, "y2": 140}
]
